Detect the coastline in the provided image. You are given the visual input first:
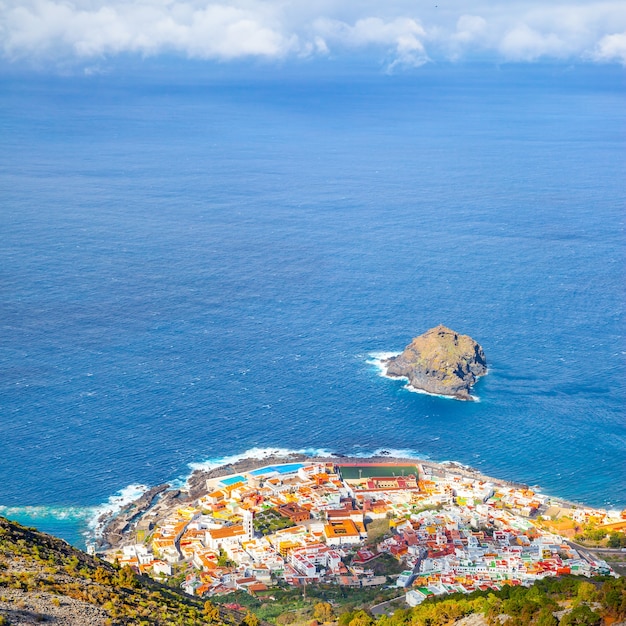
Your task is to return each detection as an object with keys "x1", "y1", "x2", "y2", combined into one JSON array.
[
  {"x1": 90, "y1": 446, "x2": 626, "y2": 599},
  {"x1": 95, "y1": 449, "x2": 608, "y2": 552}
]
